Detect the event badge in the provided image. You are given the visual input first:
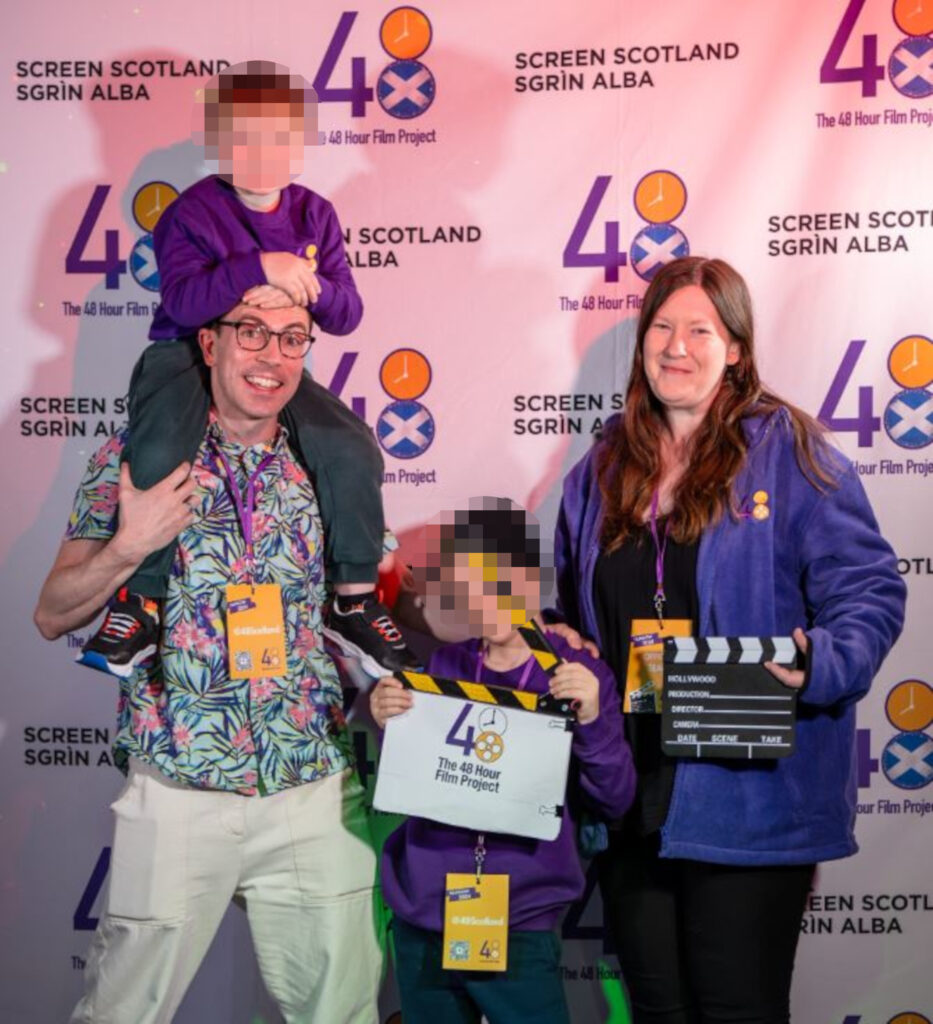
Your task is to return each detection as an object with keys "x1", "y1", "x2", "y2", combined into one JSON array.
[
  {"x1": 226, "y1": 583, "x2": 287, "y2": 679},
  {"x1": 624, "y1": 618, "x2": 692, "y2": 713},
  {"x1": 443, "y1": 872, "x2": 509, "y2": 972}
]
